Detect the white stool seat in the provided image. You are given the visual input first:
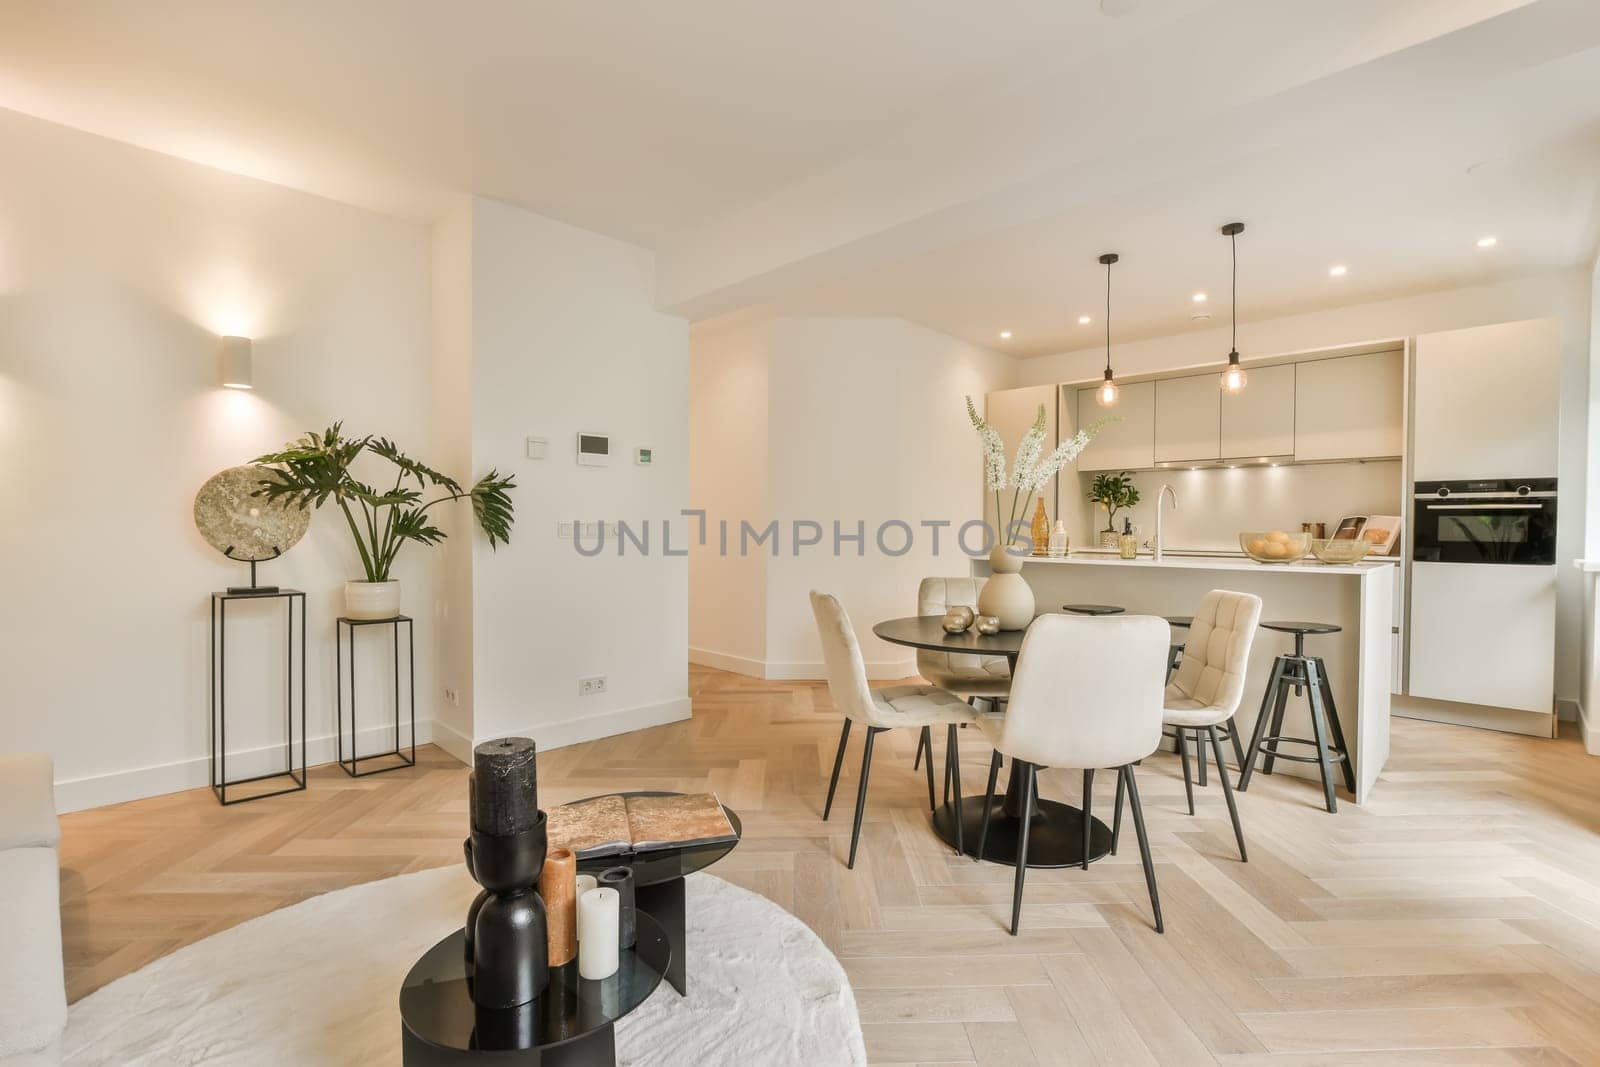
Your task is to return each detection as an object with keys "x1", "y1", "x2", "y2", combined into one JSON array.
[{"x1": 868, "y1": 685, "x2": 976, "y2": 728}]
